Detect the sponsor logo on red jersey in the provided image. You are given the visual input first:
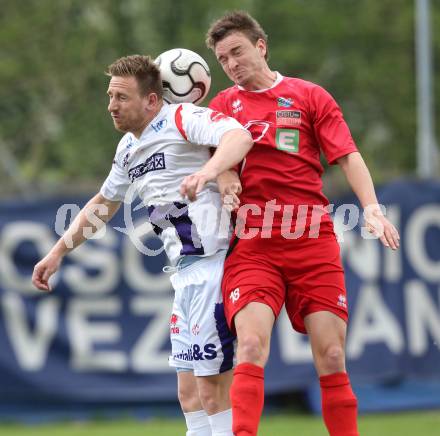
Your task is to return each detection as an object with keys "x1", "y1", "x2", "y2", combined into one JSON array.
[
  {"x1": 275, "y1": 129, "x2": 300, "y2": 153},
  {"x1": 232, "y1": 99, "x2": 243, "y2": 113},
  {"x1": 276, "y1": 110, "x2": 301, "y2": 127},
  {"x1": 337, "y1": 294, "x2": 347, "y2": 308}
]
